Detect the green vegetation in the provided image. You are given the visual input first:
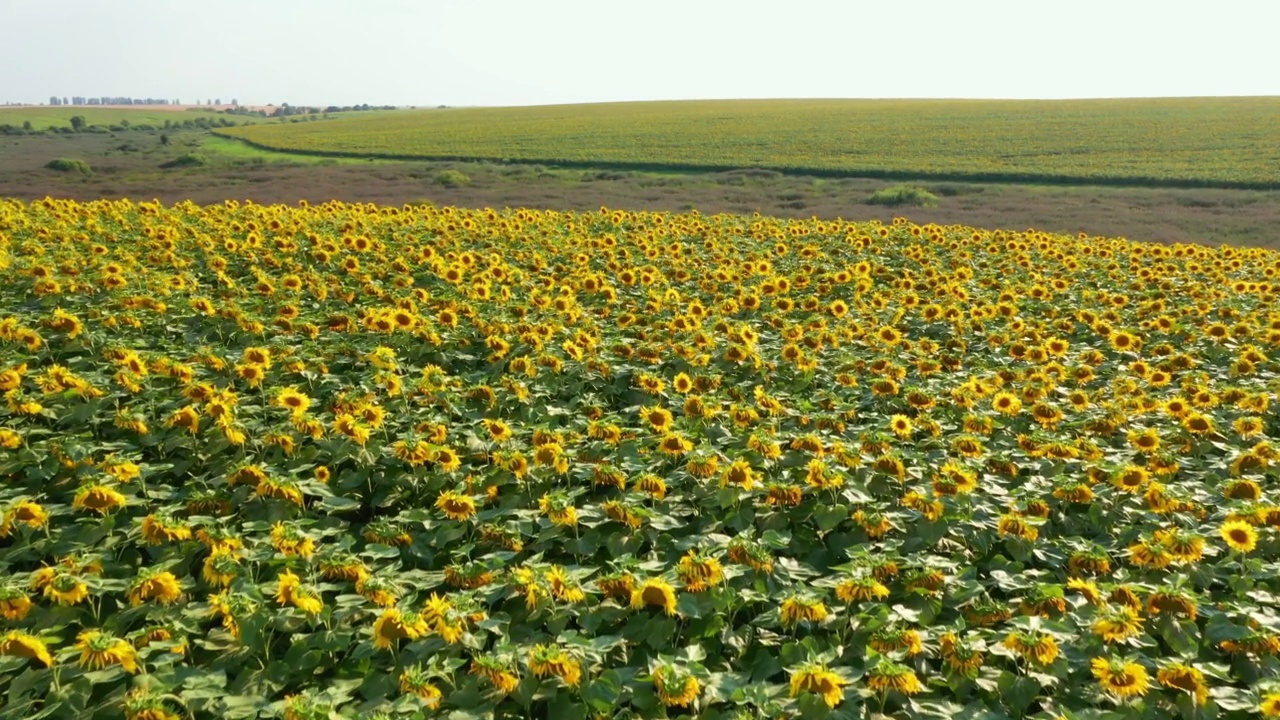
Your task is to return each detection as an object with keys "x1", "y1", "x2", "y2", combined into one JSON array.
[
  {"x1": 867, "y1": 185, "x2": 939, "y2": 207},
  {"x1": 0, "y1": 107, "x2": 266, "y2": 134},
  {"x1": 160, "y1": 153, "x2": 209, "y2": 169},
  {"x1": 218, "y1": 98, "x2": 1280, "y2": 188},
  {"x1": 199, "y1": 134, "x2": 377, "y2": 165},
  {"x1": 44, "y1": 158, "x2": 92, "y2": 173},
  {"x1": 435, "y1": 168, "x2": 471, "y2": 187}
]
